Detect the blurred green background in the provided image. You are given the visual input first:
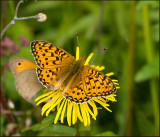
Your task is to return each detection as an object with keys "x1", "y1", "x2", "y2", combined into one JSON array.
[{"x1": 0, "y1": 1, "x2": 159, "y2": 136}]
